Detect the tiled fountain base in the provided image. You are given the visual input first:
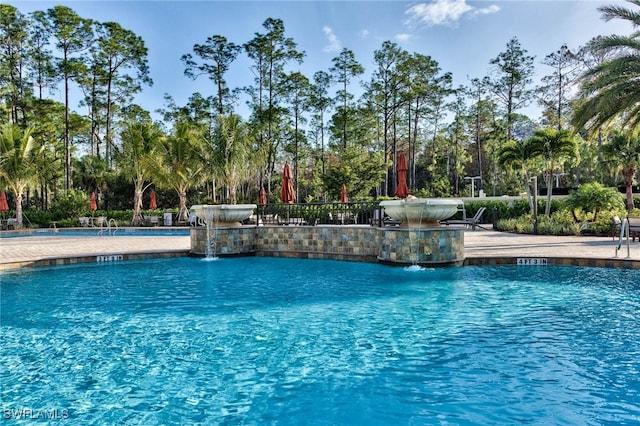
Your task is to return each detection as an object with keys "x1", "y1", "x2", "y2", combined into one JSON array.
[{"x1": 191, "y1": 225, "x2": 464, "y2": 267}]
